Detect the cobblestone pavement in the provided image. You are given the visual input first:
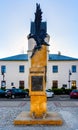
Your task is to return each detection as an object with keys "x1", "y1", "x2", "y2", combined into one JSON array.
[{"x1": 0, "y1": 100, "x2": 78, "y2": 130}]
